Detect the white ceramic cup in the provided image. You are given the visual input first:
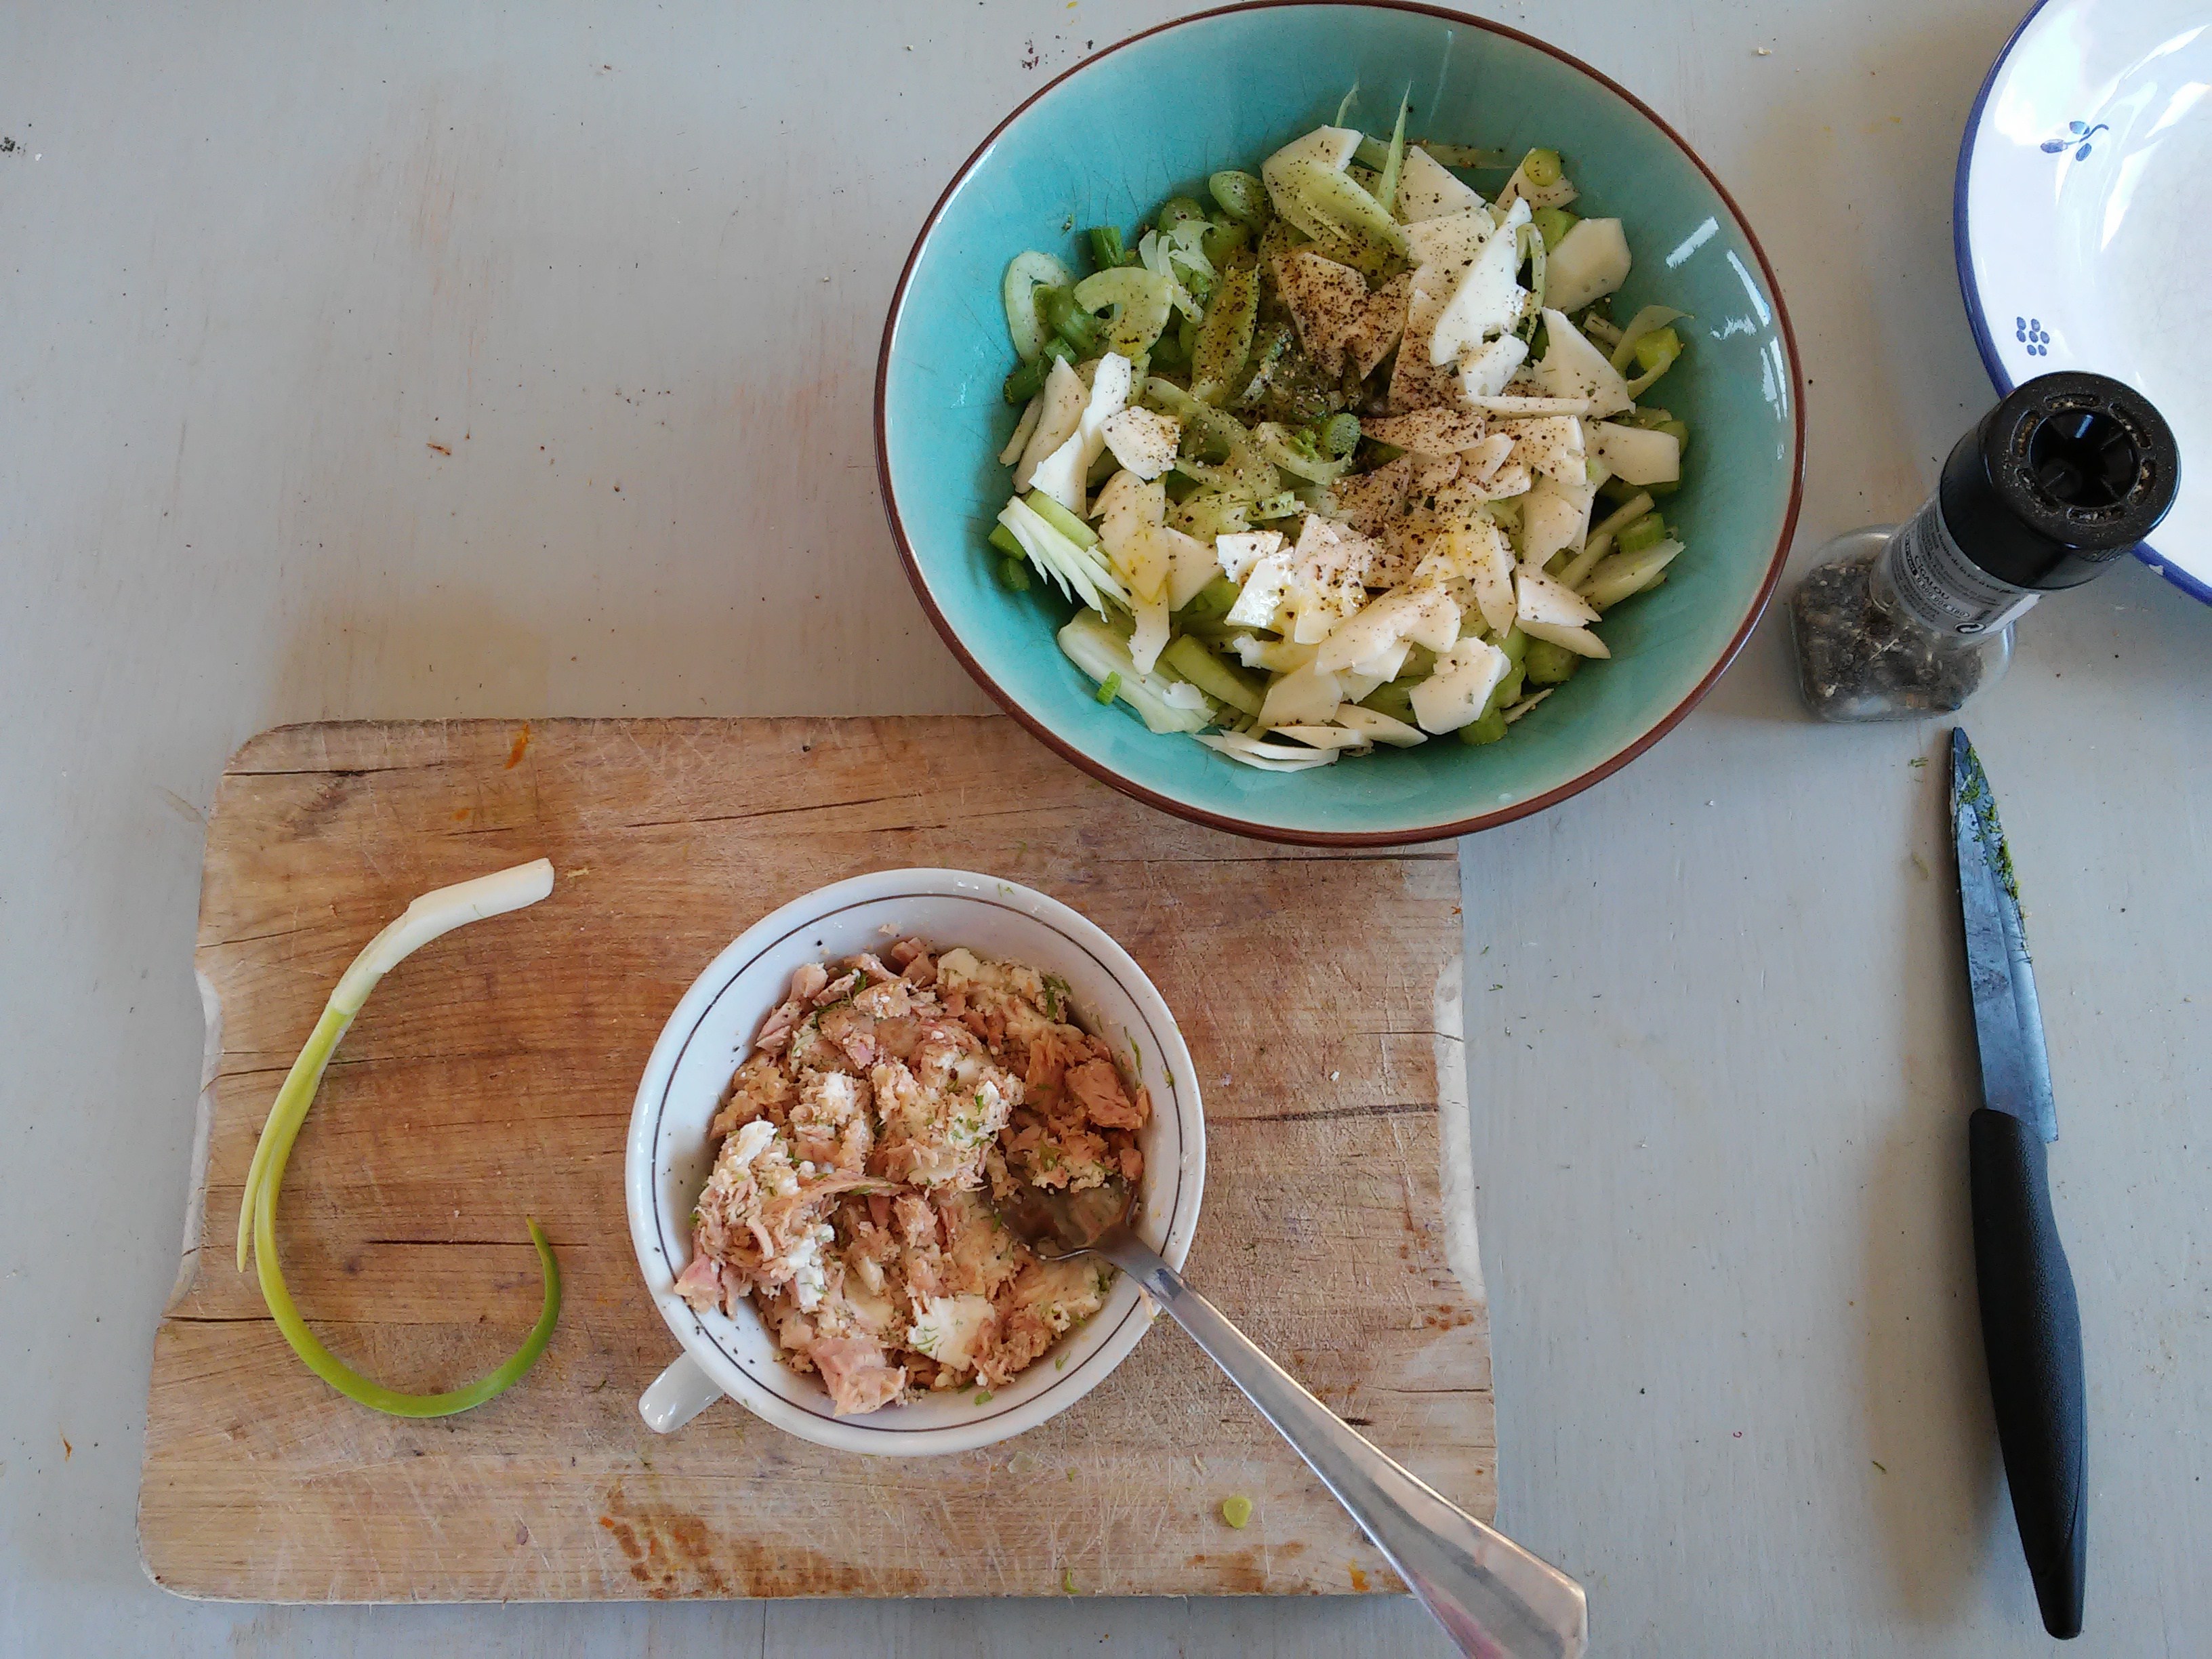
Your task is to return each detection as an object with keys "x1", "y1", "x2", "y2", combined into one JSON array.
[{"x1": 624, "y1": 868, "x2": 1206, "y2": 1456}]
